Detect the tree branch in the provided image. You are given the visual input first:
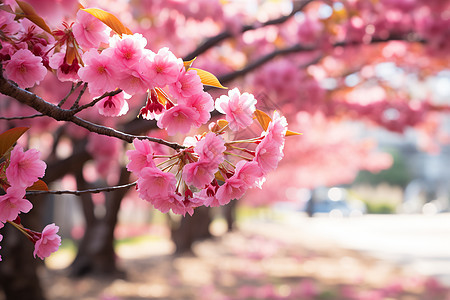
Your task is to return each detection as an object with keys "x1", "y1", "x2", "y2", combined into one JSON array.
[
  {"x1": 26, "y1": 181, "x2": 137, "y2": 196},
  {"x1": 183, "y1": 0, "x2": 315, "y2": 60},
  {"x1": 0, "y1": 70, "x2": 185, "y2": 151}
]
